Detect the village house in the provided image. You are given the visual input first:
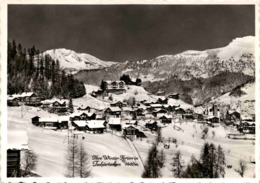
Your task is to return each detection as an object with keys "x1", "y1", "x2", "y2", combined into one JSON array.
[
  {"x1": 160, "y1": 115, "x2": 172, "y2": 124},
  {"x1": 157, "y1": 97, "x2": 168, "y2": 104},
  {"x1": 104, "y1": 107, "x2": 121, "y2": 118},
  {"x1": 182, "y1": 108, "x2": 194, "y2": 120},
  {"x1": 86, "y1": 120, "x2": 106, "y2": 133},
  {"x1": 123, "y1": 125, "x2": 146, "y2": 139},
  {"x1": 207, "y1": 116, "x2": 220, "y2": 127},
  {"x1": 175, "y1": 107, "x2": 186, "y2": 116},
  {"x1": 136, "y1": 108, "x2": 144, "y2": 116},
  {"x1": 145, "y1": 121, "x2": 158, "y2": 131},
  {"x1": 239, "y1": 116, "x2": 255, "y2": 134},
  {"x1": 122, "y1": 107, "x2": 134, "y2": 117},
  {"x1": 103, "y1": 80, "x2": 126, "y2": 95},
  {"x1": 39, "y1": 118, "x2": 59, "y2": 129},
  {"x1": 125, "y1": 120, "x2": 138, "y2": 126},
  {"x1": 152, "y1": 109, "x2": 168, "y2": 117},
  {"x1": 226, "y1": 110, "x2": 241, "y2": 124},
  {"x1": 70, "y1": 112, "x2": 96, "y2": 121},
  {"x1": 108, "y1": 117, "x2": 122, "y2": 131},
  {"x1": 31, "y1": 116, "x2": 41, "y2": 126},
  {"x1": 7, "y1": 96, "x2": 20, "y2": 106},
  {"x1": 72, "y1": 120, "x2": 87, "y2": 131},
  {"x1": 58, "y1": 116, "x2": 69, "y2": 129},
  {"x1": 7, "y1": 131, "x2": 28, "y2": 177},
  {"x1": 21, "y1": 92, "x2": 41, "y2": 106},
  {"x1": 167, "y1": 93, "x2": 179, "y2": 100}
]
